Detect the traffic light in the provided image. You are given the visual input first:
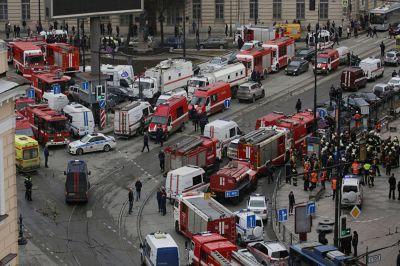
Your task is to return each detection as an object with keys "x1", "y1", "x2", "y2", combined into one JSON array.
[{"x1": 340, "y1": 215, "x2": 351, "y2": 238}]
